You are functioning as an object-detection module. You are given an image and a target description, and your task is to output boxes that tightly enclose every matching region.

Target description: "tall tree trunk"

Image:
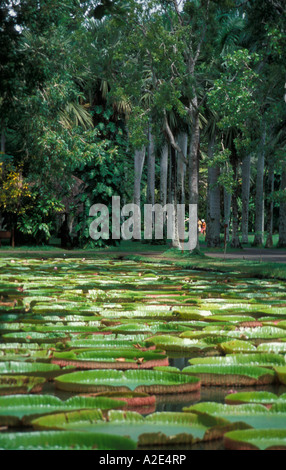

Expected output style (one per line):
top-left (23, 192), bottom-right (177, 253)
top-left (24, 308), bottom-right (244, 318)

top-left (170, 145), bottom-right (180, 248)
top-left (206, 132), bottom-right (221, 247)
top-left (133, 146), bottom-right (146, 238)
top-left (160, 141), bottom-right (169, 234)
top-left (278, 167), bottom-right (286, 247)
top-left (188, 112), bottom-right (200, 250)
top-left (241, 154), bottom-right (251, 244)
top-left (265, 163), bottom-right (274, 248)
top-left (230, 147), bottom-right (242, 248)
top-left (177, 132), bottom-right (187, 205)
top-left (147, 124), bottom-right (155, 207)
top-left (1, 127), bottom-right (5, 154)
top-left (160, 141), bottom-right (168, 206)
top-left (224, 189), bottom-right (231, 242)
top-left (168, 143), bottom-right (172, 205)
top-left (253, 126), bottom-right (266, 246)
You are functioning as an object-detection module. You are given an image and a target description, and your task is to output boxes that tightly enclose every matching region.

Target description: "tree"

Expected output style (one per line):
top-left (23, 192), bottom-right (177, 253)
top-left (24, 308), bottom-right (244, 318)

top-left (207, 49), bottom-right (261, 247)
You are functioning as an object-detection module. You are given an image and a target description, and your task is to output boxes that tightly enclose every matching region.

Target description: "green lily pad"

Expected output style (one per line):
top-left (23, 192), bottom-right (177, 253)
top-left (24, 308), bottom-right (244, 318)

top-left (31, 409), bottom-right (240, 446)
top-left (0, 430), bottom-right (136, 450)
top-left (2, 331), bottom-right (68, 343)
top-left (184, 402), bottom-right (286, 430)
top-left (51, 349), bottom-right (169, 369)
top-left (0, 394), bottom-right (125, 426)
top-left (188, 353), bottom-right (285, 368)
top-left (257, 342), bottom-right (286, 354)
top-left (225, 391), bottom-right (286, 407)
top-left (274, 366), bottom-right (286, 385)
top-left (54, 369), bottom-right (201, 394)
top-left (218, 339), bottom-right (257, 354)
top-left (67, 338), bottom-right (155, 350)
top-left (224, 429), bottom-right (286, 450)
top-left (182, 364), bottom-right (275, 386)
top-left (0, 361), bottom-right (63, 377)
top-left (146, 335), bottom-right (213, 352)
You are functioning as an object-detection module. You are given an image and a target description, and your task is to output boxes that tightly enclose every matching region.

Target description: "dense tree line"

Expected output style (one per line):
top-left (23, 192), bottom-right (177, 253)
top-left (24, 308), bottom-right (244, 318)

top-left (0, 0), bottom-right (285, 249)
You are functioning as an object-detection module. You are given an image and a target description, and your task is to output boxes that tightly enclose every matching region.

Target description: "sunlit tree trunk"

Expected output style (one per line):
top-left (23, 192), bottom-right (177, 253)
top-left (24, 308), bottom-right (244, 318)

top-left (188, 110), bottom-right (200, 250)
top-left (265, 163), bottom-right (274, 248)
top-left (253, 127), bottom-right (266, 246)
top-left (133, 146), bottom-right (146, 238)
top-left (206, 133), bottom-right (221, 247)
top-left (224, 189), bottom-right (231, 242)
top-left (177, 132), bottom-right (187, 205)
top-left (170, 146), bottom-right (180, 248)
top-left (147, 124), bottom-right (155, 207)
top-left (160, 141), bottom-right (168, 207)
top-left (241, 154), bottom-right (251, 244)
top-left (230, 147), bottom-right (241, 248)
top-left (160, 141), bottom-right (168, 234)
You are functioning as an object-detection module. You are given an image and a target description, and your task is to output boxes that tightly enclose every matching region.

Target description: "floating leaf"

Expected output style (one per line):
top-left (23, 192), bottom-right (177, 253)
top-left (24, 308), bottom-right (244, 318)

top-left (182, 364), bottom-right (275, 386)
top-left (224, 429), bottom-right (286, 450)
top-left (0, 394), bottom-right (124, 426)
top-left (54, 369), bottom-right (201, 394)
top-left (225, 391), bottom-right (286, 407)
top-left (0, 430), bottom-right (136, 450)
top-left (31, 409), bottom-right (240, 446)
top-left (51, 349), bottom-right (169, 369)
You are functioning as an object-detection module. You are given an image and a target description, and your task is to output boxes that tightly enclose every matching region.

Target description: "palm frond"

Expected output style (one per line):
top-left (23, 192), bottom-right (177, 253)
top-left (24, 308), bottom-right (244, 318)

top-left (58, 102), bottom-right (94, 130)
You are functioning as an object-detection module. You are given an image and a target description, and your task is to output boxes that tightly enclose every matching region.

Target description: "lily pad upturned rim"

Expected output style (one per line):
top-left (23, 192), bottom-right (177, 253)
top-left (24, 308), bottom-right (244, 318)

top-left (31, 409), bottom-right (233, 446)
top-left (0, 394), bottom-right (126, 426)
top-left (223, 428), bottom-right (286, 450)
top-left (51, 349), bottom-right (169, 370)
top-left (54, 369), bottom-right (201, 394)
top-left (182, 364), bottom-right (275, 386)
top-left (274, 366), bottom-right (286, 385)
top-left (0, 430), bottom-right (137, 450)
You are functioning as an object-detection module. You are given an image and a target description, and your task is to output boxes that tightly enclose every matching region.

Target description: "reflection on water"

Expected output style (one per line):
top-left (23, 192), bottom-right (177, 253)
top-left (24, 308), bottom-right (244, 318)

top-left (169, 356), bottom-right (190, 370)
top-left (139, 440), bottom-right (225, 451)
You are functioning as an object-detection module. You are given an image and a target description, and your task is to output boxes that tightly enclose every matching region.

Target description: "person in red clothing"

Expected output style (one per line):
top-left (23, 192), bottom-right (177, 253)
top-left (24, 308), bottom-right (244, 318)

top-left (201, 219), bottom-right (206, 236)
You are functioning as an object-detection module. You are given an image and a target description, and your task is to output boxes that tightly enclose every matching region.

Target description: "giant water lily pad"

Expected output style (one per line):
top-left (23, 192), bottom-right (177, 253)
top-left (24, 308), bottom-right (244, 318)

top-left (0, 394), bottom-right (125, 426)
top-left (225, 391), bottom-right (286, 407)
top-left (67, 337), bottom-right (155, 350)
top-left (188, 353), bottom-right (285, 368)
top-left (182, 364), bottom-right (275, 386)
top-left (0, 361), bottom-right (65, 378)
top-left (257, 342), bottom-right (286, 354)
top-left (0, 430), bottom-right (136, 450)
top-left (51, 349), bottom-right (169, 369)
top-left (274, 366), bottom-right (286, 385)
top-left (2, 331), bottom-right (68, 344)
top-left (180, 325), bottom-right (286, 343)
top-left (31, 409), bottom-right (241, 446)
top-left (54, 369), bottom-right (201, 394)
top-left (218, 340), bottom-right (257, 354)
top-left (224, 429), bottom-right (286, 450)
top-left (184, 402), bottom-right (286, 430)
top-left (146, 334), bottom-right (213, 352)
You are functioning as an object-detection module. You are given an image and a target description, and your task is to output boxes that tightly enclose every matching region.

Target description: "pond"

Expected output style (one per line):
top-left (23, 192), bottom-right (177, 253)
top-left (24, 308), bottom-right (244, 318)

top-left (0, 256), bottom-right (286, 450)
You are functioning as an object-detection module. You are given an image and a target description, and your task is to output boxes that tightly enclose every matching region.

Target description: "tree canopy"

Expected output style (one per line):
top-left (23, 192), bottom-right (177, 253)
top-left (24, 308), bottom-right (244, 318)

top-left (0, 0), bottom-right (285, 248)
